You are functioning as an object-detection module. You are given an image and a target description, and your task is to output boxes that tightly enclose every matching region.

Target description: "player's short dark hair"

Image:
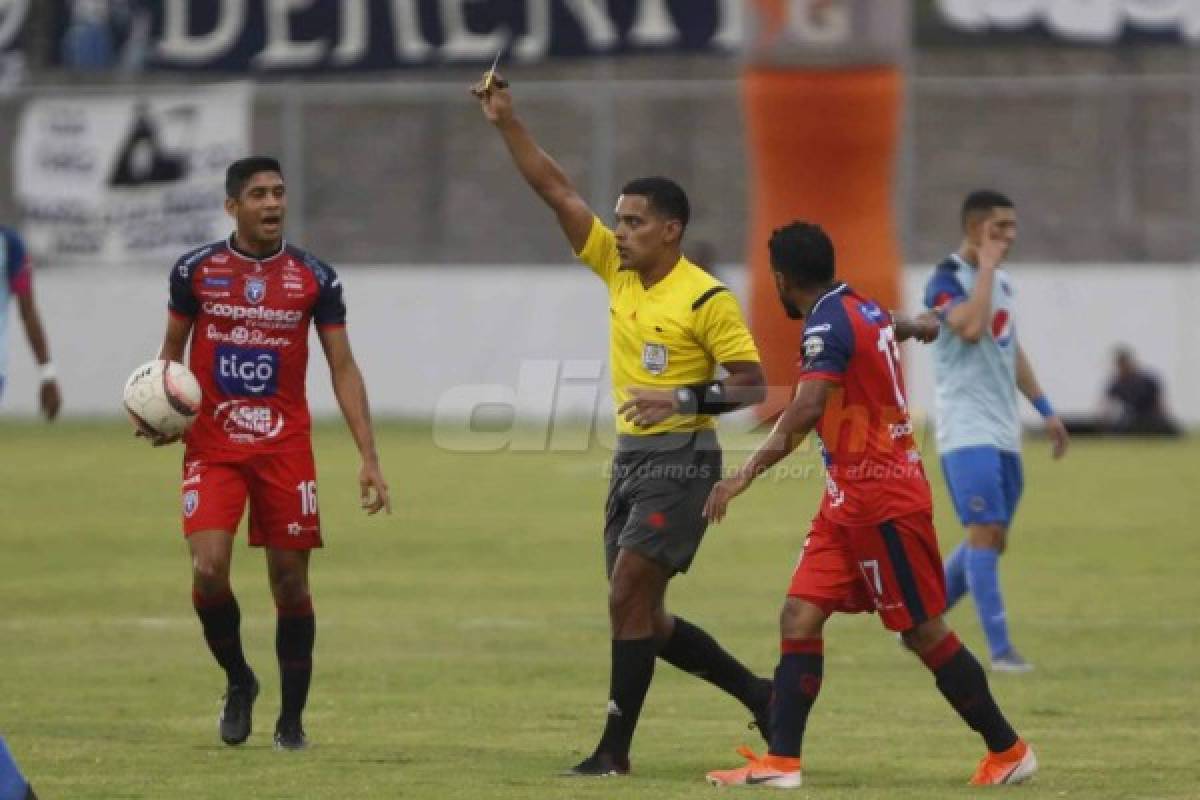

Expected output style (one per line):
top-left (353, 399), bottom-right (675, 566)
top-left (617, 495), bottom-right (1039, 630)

top-left (768, 221), bottom-right (836, 288)
top-left (620, 177), bottom-right (690, 229)
top-left (226, 156), bottom-right (283, 199)
top-left (961, 189), bottom-right (1014, 228)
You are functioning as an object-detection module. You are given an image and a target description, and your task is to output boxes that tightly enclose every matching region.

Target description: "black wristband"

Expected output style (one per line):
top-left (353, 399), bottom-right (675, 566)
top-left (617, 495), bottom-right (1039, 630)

top-left (679, 381), bottom-right (740, 415)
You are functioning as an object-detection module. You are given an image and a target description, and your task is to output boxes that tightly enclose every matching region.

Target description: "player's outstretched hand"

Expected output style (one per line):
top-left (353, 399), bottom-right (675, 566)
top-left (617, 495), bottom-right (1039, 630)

top-left (40, 379), bottom-right (61, 421)
top-left (1046, 415), bottom-right (1069, 460)
top-left (703, 472), bottom-right (752, 524)
top-left (471, 70), bottom-right (512, 125)
top-left (359, 460), bottom-right (391, 515)
top-left (133, 426), bottom-right (181, 447)
top-left (908, 311), bottom-right (940, 343)
top-left (619, 388), bottom-right (680, 427)
top-left (894, 311), bottom-right (940, 344)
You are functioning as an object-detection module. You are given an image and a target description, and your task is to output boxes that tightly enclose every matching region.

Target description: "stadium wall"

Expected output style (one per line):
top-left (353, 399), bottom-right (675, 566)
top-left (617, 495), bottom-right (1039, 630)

top-left (3, 264), bottom-right (1197, 430)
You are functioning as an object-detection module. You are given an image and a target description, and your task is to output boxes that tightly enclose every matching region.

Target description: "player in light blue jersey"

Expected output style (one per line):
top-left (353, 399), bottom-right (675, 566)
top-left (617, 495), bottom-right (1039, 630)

top-left (0, 227), bottom-right (60, 419)
top-left (924, 191), bottom-right (1068, 672)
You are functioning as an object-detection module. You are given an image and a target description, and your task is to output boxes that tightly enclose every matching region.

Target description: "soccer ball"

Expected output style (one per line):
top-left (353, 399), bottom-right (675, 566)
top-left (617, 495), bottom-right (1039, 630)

top-left (123, 360), bottom-right (202, 440)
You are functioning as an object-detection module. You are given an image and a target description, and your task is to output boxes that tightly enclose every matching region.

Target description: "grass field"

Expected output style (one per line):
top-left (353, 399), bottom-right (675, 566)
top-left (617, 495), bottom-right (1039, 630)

top-left (1, 420), bottom-right (1196, 799)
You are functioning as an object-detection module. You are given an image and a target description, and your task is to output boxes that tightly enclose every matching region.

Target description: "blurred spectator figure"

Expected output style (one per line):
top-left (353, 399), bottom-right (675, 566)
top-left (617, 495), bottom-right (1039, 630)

top-left (1103, 346), bottom-right (1179, 436)
top-left (61, 0), bottom-right (114, 70)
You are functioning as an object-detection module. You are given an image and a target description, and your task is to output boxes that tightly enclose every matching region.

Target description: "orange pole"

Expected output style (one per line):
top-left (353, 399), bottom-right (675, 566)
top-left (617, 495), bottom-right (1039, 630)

top-left (743, 66), bottom-right (903, 417)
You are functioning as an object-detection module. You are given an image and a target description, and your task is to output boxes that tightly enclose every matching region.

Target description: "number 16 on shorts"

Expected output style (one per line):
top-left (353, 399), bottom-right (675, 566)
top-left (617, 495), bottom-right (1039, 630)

top-left (297, 479), bottom-right (318, 516)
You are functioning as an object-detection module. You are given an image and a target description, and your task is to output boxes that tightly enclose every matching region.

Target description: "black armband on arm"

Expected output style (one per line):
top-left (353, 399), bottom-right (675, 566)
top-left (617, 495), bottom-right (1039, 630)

top-left (676, 381), bottom-right (741, 416)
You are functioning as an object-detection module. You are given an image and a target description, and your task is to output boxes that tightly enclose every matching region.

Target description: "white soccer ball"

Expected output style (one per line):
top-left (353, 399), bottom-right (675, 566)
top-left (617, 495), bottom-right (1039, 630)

top-left (123, 360), bottom-right (202, 440)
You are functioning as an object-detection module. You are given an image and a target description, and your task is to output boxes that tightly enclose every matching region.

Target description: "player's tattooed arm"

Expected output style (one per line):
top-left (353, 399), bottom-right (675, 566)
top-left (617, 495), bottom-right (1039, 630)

top-left (472, 71), bottom-right (594, 253)
top-left (703, 379), bottom-right (831, 523)
top-left (892, 311), bottom-right (940, 344)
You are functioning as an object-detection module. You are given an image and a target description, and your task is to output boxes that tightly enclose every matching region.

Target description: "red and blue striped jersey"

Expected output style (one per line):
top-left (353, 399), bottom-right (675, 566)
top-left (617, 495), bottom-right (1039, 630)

top-left (797, 283), bottom-right (932, 526)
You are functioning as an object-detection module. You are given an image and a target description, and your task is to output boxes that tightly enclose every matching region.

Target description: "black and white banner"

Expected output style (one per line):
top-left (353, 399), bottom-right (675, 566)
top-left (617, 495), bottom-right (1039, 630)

top-left (147, 0), bottom-right (741, 72)
top-left (15, 83), bottom-right (251, 264)
top-left (932, 0), bottom-right (1199, 44)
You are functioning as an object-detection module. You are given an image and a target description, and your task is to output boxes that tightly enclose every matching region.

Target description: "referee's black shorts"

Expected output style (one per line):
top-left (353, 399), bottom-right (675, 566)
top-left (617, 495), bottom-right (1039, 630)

top-left (603, 430), bottom-right (722, 576)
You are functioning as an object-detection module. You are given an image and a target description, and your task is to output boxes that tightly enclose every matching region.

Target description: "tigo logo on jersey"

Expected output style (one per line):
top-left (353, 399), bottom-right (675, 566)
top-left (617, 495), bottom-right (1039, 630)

top-left (991, 309), bottom-right (1013, 347)
top-left (215, 346), bottom-right (279, 396)
top-left (244, 276), bottom-right (267, 305)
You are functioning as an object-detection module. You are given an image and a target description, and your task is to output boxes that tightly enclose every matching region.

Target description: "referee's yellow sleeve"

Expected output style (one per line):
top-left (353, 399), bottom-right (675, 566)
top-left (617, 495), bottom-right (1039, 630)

top-left (574, 216), bottom-right (620, 286)
top-left (695, 289), bottom-right (761, 364)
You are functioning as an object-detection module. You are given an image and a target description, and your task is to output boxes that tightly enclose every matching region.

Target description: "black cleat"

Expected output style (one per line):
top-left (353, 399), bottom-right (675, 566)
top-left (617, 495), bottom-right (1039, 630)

top-left (218, 673), bottom-right (259, 746)
top-left (273, 714), bottom-right (308, 751)
top-left (563, 751), bottom-right (630, 777)
top-left (749, 677), bottom-right (773, 746)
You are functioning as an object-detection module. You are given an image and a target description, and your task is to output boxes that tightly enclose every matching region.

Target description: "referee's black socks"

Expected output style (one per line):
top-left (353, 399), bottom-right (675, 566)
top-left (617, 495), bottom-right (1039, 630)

top-left (659, 616), bottom-right (767, 712)
top-left (595, 637), bottom-right (657, 759)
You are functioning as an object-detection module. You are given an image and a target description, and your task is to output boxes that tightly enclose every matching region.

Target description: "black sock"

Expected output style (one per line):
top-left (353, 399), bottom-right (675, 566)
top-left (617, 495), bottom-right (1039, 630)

top-left (595, 637), bottom-right (657, 759)
top-left (192, 589), bottom-right (252, 685)
top-left (659, 616), bottom-right (766, 712)
top-left (923, 633), bottom-right (1018, 753)
top-left (769, 638), bottom-right (824, 758)
top-left (276, 597), bottom-right (315, 719)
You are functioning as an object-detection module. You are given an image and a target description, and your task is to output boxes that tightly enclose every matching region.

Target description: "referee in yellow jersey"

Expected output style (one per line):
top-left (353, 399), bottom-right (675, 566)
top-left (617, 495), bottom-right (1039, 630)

top-left (475, 74), bottom-right (770, 777)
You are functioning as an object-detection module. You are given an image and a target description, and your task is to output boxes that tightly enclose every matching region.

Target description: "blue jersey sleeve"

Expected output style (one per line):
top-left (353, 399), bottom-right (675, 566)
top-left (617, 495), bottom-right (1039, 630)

top-left (2, 227), bottom-right (29, 297)
top-left (168, 246), bottom-right (207, 317)
top-left (799, 301), bottom-right (854, 383)
top-left (306, 255), bottom-right (347, 327)
top-left (924, 263), bottom-right (966, 318)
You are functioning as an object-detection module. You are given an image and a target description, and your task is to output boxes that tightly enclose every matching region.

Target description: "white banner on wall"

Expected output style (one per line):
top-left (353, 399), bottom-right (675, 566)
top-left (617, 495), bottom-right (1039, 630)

top-left (14, 83), bottom-right (252, 265)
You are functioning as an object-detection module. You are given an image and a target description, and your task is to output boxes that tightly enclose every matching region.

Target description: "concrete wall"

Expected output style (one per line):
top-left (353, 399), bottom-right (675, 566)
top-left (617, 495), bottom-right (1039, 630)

top-left (3, 263), bottom-right (1196, 432)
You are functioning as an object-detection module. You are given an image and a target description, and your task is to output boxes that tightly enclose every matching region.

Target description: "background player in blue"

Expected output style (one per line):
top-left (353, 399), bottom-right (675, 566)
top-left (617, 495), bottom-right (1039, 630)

top-left (0, 735), bottom-right (36, 800)
top-left (0, 226), bottom-right (61, 420)
top-left (924, 191), bottom-right (1069, 672)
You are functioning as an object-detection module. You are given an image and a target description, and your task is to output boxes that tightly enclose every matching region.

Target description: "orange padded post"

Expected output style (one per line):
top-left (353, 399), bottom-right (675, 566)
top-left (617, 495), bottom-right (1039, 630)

top-left (743, 66), bottom-right (903, 417)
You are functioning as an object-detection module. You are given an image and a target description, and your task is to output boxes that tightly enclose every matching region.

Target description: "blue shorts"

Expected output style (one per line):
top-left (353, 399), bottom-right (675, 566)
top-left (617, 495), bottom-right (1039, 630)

top-left (940, 446), bottom-right (1023, 527)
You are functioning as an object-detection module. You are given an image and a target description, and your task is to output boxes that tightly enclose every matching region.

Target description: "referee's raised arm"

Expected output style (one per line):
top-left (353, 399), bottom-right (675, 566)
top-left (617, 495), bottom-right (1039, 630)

top-left (472, 72), bottom-right (594, 254)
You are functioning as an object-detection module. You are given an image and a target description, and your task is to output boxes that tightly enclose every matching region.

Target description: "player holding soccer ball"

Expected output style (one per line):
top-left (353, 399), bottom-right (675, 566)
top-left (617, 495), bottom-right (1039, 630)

top-left (151, 156), bottom-right (390, 750)
top-left (703, 222), bottom-right (1036, 788)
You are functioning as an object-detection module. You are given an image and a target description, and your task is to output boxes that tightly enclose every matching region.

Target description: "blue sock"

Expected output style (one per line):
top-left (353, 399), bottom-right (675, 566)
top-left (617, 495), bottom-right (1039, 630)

top-left (965, 546), bottom-right (1011, 660)
top-left (943, 543), bottom-right (969, 610)
top-left (0, 737), bottom-right (30, 800)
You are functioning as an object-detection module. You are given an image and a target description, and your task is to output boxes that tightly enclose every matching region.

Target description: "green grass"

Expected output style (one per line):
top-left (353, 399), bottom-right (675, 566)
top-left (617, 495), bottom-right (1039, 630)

top-left (1, 420), bottom-right (1196, 798)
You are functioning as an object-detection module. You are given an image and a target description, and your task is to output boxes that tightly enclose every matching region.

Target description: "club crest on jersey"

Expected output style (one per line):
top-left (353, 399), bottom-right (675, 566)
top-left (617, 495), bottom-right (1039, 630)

top-left (803, 335), bottom-right (825, 362)
top-left (183, 490), bottom-right (199, 518)
top-left (642, 343), bottom-right (668, 375)
top-left (244, 276), bottom-right (267, 305)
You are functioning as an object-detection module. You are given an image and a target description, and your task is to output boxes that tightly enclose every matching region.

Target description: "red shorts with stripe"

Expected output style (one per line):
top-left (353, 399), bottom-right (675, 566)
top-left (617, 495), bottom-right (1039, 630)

top-left (181, 449), bottom-right (322, 550)
top-left (788, 510), bottom-right (946, 632)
